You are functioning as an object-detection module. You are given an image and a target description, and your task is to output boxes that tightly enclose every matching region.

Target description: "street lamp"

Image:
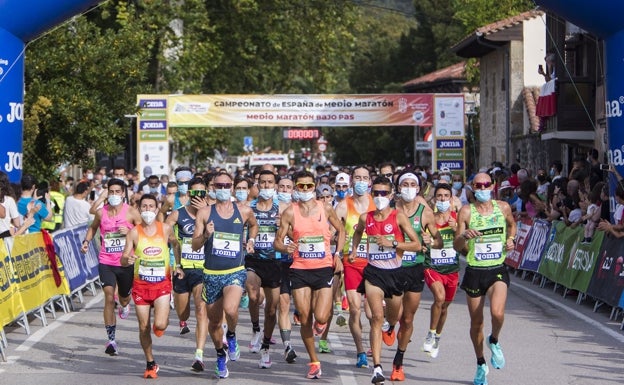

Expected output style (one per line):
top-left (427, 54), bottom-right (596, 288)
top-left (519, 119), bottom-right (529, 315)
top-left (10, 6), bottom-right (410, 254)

top-left (124, 114), bottom-right (137, 171)
top-left (465, 101), bottom-right (478, 174)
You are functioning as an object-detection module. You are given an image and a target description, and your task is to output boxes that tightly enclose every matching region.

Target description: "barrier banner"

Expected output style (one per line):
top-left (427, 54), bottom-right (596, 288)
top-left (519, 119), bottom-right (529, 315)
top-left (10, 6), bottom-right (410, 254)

top-left (52, 224), bottom-right (99, 292)
top-left (586, 233), bottom-right (624, 307)
top-left (558, 230), bottom-right (604, 292)
top-left (504, 218), bottom-right (533, 269)
top-left (11, 233), bottom-right (69, 312)
top-left (167, 94), bottom-right (434, 127)
top-left (538, 221), bottom-right (576, 283)
top-left (519, 219), bottom-right (551, 272)
top-left (0, 239), bottom-right (25, 326)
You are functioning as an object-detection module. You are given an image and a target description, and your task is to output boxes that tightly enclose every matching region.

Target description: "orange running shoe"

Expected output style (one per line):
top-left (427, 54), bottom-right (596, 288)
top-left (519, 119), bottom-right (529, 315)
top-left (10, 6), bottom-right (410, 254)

top-left (313, 321), bottom-right (327, 337)
top-left (153, 324), bottom-right (165, 337)
top-left (306, 362), bottom-right (322, 379)
top-left (390, 365), bottom-right (405, 381)
top-left (143, 364), bottom-right (159, 379)
top-left (382, 328), bottom-right (396, 346)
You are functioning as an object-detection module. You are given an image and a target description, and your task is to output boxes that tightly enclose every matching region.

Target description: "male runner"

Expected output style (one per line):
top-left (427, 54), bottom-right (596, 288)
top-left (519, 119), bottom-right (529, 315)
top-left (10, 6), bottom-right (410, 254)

top-left (121, 193), bottom-right (182, 378)
top-left (421, 183), bottom-right (460, 359)
top-left (334, 166), bottom-right (375, 368)
top-left (391, 170), bottom-right (442, 381)
top-left (350, 176), bottom-right (422, 385)
top-left (164, 177), bottom-right (210, 371)
top-left (192, 171), bottom-right (258, 378)
top-left (454, 173), bottom-right (516, 385)
top-left (274, 171), bottom-right (345, 379)
top-left (81, 178), bottom-right (141, 356)
top-left (246, 170), bottom-right (282, 368)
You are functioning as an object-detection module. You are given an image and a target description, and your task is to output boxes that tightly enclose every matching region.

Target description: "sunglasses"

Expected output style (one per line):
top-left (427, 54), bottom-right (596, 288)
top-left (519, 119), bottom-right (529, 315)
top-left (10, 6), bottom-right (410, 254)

top-left (473, 182), bottom-right (493, 189)
top-left (189, 190), bottom-right (207, 198)
top-left (177, 181), bottom-right (189, 186)
top-left (372, 190), bottom-right (390, 197)
top-left (383, 173), bottom-right (393, 178)
top-left (296, 183), bottom-right (315, 190)
top-left (215, 183), bottom-right (233, 189)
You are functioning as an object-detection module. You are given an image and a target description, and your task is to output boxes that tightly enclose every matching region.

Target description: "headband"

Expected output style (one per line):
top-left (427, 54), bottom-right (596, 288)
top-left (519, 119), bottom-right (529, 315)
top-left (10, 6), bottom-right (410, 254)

top-left (176, 170), bottom-right (193, 181)
top-left (398, 172), bottom-right (420, 186)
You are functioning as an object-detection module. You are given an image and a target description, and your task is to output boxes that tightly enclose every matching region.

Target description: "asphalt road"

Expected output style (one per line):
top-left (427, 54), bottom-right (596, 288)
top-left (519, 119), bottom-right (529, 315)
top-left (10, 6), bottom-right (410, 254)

top-left (1, 270), bottom-right (623, 385)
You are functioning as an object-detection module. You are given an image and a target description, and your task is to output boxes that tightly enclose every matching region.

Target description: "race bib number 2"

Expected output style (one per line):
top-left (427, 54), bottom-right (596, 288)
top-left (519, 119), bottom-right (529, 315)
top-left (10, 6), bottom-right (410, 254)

top-left (212, 232), bottom-right (241, 258)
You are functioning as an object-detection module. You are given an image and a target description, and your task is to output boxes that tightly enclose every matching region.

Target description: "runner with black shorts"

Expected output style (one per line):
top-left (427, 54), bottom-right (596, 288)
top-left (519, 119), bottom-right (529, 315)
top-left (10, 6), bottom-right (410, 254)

top-left (350, 176), bottom-right (423, 385)
top-left (454, 172), bottom-right (516, 385)
top-left (274, 170), bottom-right (345, 380)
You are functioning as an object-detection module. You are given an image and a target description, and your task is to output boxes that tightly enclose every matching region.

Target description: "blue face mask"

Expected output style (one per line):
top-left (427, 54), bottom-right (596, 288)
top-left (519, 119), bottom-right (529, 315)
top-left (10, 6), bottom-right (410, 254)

top-left (452, 182), bottom-right (463, 190)
top-left (353, 181), bottom-right (368, 196)
top-left (258, 189), bottom-right (275, 200)
top-left (149, 187), bottom-right (159, 194)
top-left (216, 189), bottom-right (231, 202)
top-left (436, 200), bottom-right (451, 212)
top-left (177, 183), bottom-right (188, 195)
top-left (235, 190), bottom-right (248, 202)
top-left (208, 190), bottom-right (216, 199)
top-left (336, 190), bottom-right (347, 199)
top-left (277, 192), bottom-right (292, 203)
top-left (297, 191), bottom-right (315, 202)
top-left (475, 190), bottom-right (492, 203)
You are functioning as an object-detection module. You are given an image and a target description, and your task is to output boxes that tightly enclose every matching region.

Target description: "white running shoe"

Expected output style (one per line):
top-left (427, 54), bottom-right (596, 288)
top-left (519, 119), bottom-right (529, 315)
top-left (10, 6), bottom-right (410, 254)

top-left (249, 331), bottom-right (262, 353)
top-left (423, 331), bottom-right (436, 352)
top-left (258, 349), bottom-right (272, 368)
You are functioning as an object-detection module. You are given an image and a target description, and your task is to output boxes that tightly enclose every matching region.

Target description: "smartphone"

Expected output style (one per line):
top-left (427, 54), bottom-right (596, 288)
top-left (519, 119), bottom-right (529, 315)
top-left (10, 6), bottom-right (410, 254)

top-left (89, 190), bottom-right (96, 200)
top-left (600, 164), bottom-right (610, 171)
top-left (538, 64), bottom-right (543, 72)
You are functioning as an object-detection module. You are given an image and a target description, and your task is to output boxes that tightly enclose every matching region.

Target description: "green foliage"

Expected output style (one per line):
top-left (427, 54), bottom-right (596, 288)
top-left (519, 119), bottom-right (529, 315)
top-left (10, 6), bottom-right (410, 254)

top-left (170, 126), bottom-right (228, 169)
top-left (453, 0), bottom-right (534, 33)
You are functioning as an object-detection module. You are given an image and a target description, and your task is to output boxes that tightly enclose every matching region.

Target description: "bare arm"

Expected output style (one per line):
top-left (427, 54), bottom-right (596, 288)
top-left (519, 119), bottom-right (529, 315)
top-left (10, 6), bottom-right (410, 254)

top-left (274, 206), bottom-right (295, 254)
top-left (120, 227), bottom-right (138, 266)
top-left (80, 209), bottom-right (102, 253)
top-left (242, 206), bottom-right (259, 253)
top-left (453, 204), bottom-right (472, 254)
top-left (192, 206), bottom-right (211, 252)
top-left (348, 214), bottom-right (366, 263)
top-left (396, 211), bottom-right (423, 252)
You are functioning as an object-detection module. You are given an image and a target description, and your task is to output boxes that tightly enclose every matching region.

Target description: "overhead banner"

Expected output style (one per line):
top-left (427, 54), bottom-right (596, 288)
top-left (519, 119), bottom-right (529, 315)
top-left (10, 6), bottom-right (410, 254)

top-left (166, 94), bottom-right (434, 127)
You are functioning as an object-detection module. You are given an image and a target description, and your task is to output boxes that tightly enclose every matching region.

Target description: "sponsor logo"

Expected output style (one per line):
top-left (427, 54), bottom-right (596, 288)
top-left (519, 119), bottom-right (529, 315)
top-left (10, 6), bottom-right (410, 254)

top-left (173, 102), bottom-right (210, 114)
top-left (6, 102), bottom-right (23, 123)
top-left (607, 146), bottom-right (624, 166)
top-left (142, 246), bottom-right (162, 256)
top-left (605, 96), bottom-right (624, 118)
top-left (4, 151), bottom-right (22, 172)
top-left (140, 99), bottom-right (167, 109)
top-left (383, 224), bottom-right (393, 233)
top-left (437, 139), bottom-right (463, 149)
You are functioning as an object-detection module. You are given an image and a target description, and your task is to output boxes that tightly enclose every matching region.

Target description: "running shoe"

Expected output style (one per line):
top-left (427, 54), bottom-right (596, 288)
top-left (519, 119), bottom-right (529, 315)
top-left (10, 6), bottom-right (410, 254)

top-left (381, 327), bottom-right (396, 346)
top-left (179, 321), bottom-right (190, 335)
top-left (215, 354), bottom-right (229, 379)
top-left (371, 366), bottom-right (385, 384)
top-left (422, 331), bottom-right (436, 352)
top-left (104, 340), bottom-right (119, 356)
top-left (381, 320), bottom-right (390, 331)
top-left (152, 324), bottom-right (165, 337)
top-left (318, 339), bottom-right (331, 353)
top-left (390, 365), bottom-right (405, 381)
top-left (488, 336), bottom-right (505, 369)
top-left (249, 331), bottom-right (262, 353)
top-left (143, 364), bottom-right (159, 379)
top-left (429, 337), bottom-right (440, 358)
top-left (306, 362), bottom-right (322, 379)
top-left (191, 359), bottom-right (205, 372)
top-left (356, 352), bottom-right (369, 368)
top-left (313, 320), bottom-right (327, 337)
top-left (335, 314), bottom-right (347, 327)
top-left (258, 348), bottom-right (272, 368)
top-left (239, 293), bottom-right (249, 309)
top-left (473, 363), bottom-right (489, 385)
top-left (333, 301), bottom-right (342, 315)
top-left (293, 313), bottom-right (301, 326)
top-left (118, 304), bottom-right (130, 320)
top-left (284, 345), bottom-right (297, 363)
top-left (367, 348), bottom-right (373, 357)
top-left (227, 334), bottom-right (240, 361)
top-left (342, 295), bottom-right (349, 311)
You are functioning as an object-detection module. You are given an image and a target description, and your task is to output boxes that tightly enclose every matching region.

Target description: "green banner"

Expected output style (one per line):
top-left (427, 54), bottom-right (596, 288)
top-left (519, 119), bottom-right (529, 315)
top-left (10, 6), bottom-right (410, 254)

top-left (436, 149), bottom-right (464, 159)
top-left (538, 221), bottom-right (604, 292)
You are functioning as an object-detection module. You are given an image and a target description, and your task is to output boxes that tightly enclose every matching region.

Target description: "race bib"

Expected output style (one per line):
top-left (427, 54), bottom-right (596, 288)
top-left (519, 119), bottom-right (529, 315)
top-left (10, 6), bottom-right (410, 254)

top-left (104, 232), bottom-right (125, 253)
top-left (368, 236), bottom-right (395, 261)
top-left (255, 225), bottom-right (276, 250)
top-left (474, 240), bottom-right (503, 261)
top-left (298, 235), bottom-right (325, 259)
top-left (430, 247), bottom-right (456, 265)
top-left (402, 251), bottom-right (416, 262)
top-left (181, 237), bottom-right (204, 261)
top-left (138, 260), bottom-right (166, 282)
top-left (212, 231), bottom-right (241, 258)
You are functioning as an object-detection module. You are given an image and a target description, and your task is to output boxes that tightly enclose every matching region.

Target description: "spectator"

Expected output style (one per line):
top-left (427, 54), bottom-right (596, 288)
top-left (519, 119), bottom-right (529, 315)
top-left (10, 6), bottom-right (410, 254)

top-left (587, 149), bottom-right (603, 189)
top-left (535, 169), bottom-right (550, 201)
top-left (137, 165), bottom-right (153, 193)
top-left (507, 163), bottom-right (521, 188)
top-left (17, 174), bottom-right (52, 232)
top-left (580, 182), bottom-right (603, 244)
top-left (545, 183), bottom-right (564, 222)
top-left (63, 181), bottom-right (93, 228)
top-left (516, 179), bottom-right (546, 219)
top-left (549, 161), bottom-right (563, 182)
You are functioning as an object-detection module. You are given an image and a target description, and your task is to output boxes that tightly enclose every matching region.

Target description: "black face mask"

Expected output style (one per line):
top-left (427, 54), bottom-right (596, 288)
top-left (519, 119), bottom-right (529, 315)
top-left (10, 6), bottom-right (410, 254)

top-left (537, 175), bottom-right (546, 183)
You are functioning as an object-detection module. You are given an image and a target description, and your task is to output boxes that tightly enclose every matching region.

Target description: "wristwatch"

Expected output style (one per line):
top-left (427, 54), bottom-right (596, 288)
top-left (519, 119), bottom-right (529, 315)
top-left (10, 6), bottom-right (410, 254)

top-left (508, 236), bottom-right (516, 244)
top-left (392, 240), bottom-right (399, 249)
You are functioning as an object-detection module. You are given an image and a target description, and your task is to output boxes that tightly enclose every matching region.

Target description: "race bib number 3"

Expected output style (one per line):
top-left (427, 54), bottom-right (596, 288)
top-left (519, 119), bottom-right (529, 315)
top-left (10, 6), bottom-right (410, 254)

top-left (474, 241), bottom-right (503, 261)
top-left (298, 235), bottom-right (325, 259)
top-left (104, 232), bottom-right (125, 253)
top-left (212, 232), bottom-right (241, 258)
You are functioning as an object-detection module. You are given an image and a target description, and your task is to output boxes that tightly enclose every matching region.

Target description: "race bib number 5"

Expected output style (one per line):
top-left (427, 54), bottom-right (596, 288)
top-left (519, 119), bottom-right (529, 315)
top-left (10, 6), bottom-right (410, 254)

top-left (474, 241), bottom-right (503, 261)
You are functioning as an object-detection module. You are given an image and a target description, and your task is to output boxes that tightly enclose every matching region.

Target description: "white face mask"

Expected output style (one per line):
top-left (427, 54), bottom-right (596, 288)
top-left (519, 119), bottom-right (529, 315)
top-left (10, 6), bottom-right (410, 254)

top-left (141, 210), bottom-right (156, 225)
top-left (401, 187), bottom-right (418, 202)
top-left (373, 196), bottom-right (390, 210)
top-left (259, 188), bottom-right (275, 200)
top-left (298, 191), bottom-right (315, 202)
top-left (108, 194), bottom-right (123, 206)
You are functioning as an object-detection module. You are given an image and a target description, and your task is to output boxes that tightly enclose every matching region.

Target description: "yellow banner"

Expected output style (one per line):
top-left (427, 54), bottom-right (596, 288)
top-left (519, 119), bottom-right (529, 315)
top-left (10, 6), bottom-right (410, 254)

top-left (10, 233), bottom-right (69, 313)
top-left (0, 240), bottom-right (25, 326)
top-left (167, 94), bottom-right (433, 127)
